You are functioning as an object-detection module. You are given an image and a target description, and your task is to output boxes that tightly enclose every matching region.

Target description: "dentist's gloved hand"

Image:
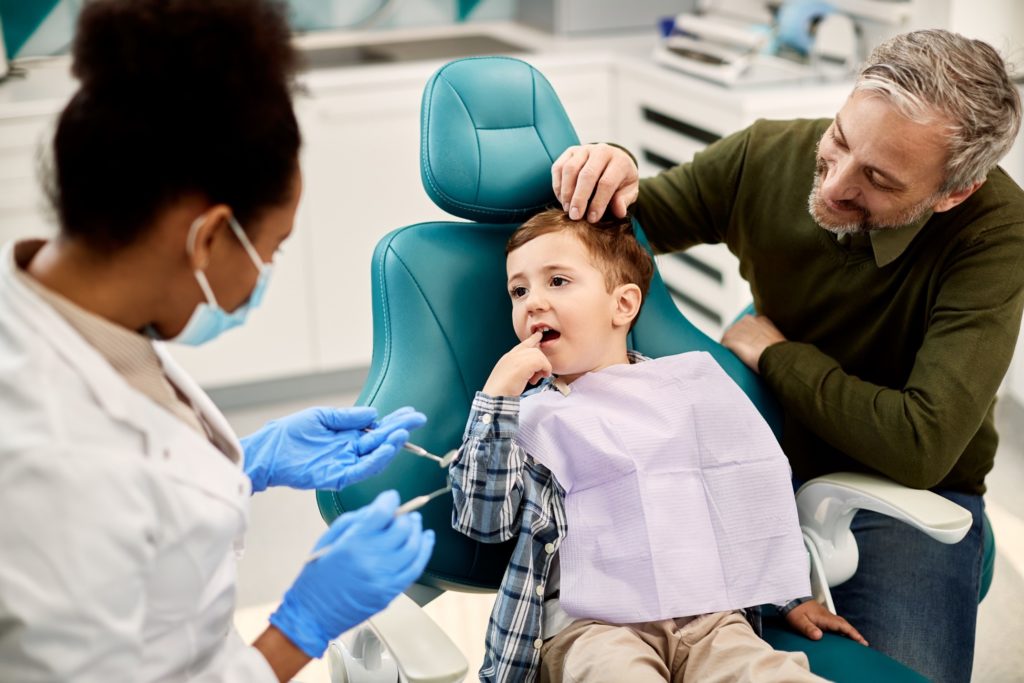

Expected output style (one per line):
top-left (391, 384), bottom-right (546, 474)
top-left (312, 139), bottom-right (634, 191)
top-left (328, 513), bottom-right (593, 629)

top-left (241, 406), bottom-right (427, 493)
top-left (270, 490), bottom-right (436, 658)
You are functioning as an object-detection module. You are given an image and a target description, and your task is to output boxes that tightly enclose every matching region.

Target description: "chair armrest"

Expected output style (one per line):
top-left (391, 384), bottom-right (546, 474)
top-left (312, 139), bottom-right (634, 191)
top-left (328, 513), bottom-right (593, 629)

top-left (796, 472), bottom-right (973, 589)
top-left (365, 592), bottom-right (469, 683)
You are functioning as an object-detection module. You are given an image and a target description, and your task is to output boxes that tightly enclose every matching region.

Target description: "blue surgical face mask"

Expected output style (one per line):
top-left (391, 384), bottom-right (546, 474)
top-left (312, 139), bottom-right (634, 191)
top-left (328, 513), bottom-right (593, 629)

top-left (171, 214), bottom-right (274, 346)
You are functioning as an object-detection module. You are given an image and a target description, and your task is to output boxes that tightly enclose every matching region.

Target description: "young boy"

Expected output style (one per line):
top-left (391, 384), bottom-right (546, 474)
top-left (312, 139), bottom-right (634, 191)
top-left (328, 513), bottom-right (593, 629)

top-left (449, 208), bottom-right (866, 683)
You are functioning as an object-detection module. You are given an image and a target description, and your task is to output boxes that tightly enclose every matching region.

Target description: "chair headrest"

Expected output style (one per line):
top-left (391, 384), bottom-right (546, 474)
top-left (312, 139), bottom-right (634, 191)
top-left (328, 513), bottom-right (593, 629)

top-left (420, 56), bottom-right (580, 223)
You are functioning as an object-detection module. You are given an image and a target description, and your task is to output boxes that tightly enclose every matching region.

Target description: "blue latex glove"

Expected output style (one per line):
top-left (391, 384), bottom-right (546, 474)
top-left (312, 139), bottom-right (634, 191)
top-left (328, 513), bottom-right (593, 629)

top-left (270, 490), bottom-right (436, 658)
top-left (241, 406), bottom-right (427, 493)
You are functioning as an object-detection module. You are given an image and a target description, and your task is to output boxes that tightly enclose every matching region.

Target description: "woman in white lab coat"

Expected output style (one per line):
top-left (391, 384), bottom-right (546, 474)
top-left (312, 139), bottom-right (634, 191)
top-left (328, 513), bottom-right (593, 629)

top-left (0, 1), bottom-right (435, 681)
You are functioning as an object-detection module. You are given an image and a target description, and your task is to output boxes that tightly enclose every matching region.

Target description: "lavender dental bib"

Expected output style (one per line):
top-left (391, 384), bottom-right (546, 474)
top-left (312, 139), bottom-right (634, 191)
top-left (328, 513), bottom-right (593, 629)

top-left (516, 352), bottom-right (810, 623)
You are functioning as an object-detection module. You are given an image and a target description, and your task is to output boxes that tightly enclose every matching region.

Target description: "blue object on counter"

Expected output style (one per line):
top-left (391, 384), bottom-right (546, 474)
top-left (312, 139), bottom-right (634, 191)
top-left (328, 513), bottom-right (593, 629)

top-left (456, 0), bottom-right (483, 21)
top-left (776, 0), bottom-right (835, 55)
top-left (0, 0), bottom-right (62, 58)
top-left (658, 16), bottom-right (675, 39)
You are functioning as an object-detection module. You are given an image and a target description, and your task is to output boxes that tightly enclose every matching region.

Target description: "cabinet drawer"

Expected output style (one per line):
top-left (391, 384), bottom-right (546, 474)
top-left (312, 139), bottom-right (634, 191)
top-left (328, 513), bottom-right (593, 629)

top-left (0, 207), bottom-right (57, 245)
top-left (0, 151), bottom-right (39, 183)
top-left (0, 176), bottom-right (46, 212)
top-left (0, 116), bottom-right (53, 153)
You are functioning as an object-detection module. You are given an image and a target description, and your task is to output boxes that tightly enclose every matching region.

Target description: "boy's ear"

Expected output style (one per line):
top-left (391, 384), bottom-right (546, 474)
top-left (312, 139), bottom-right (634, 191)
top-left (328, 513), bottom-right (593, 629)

top-left (612, 283), bottom-right (642, 328)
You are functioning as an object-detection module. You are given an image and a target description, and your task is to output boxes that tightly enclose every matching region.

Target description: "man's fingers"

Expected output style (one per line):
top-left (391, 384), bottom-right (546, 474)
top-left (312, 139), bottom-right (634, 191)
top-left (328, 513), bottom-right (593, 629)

top-left (568, 152), bottom-right (611, 221)
top-left (586, 173), bottom-right (622, 223)
top-left (583, 151), bottom-right (637, 222)
top-left (610, 185), bottom-right (639, 220)
top-left (555, 146), bottom-right (587, 209)
top-left (552, 146), bottom-right (577, 202)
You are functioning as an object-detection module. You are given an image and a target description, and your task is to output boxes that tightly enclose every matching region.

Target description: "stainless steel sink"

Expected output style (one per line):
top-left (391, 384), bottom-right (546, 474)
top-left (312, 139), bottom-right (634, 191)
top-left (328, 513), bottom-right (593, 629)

top-left (300, 34), bottom-right (530, 70)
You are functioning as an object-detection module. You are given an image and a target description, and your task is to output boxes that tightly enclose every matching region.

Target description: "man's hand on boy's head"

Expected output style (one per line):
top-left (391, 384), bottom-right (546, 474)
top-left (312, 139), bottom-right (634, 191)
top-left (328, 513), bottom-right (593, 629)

top-left (785, 600), bottom-right (869, 647)
top-left (482, 331), bottom-right (553, 398)
top-left (552, 143), bottom-right (639, 223)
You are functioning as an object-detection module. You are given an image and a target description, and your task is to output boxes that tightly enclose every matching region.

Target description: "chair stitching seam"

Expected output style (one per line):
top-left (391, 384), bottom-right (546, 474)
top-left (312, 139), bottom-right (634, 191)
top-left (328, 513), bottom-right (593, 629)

top-left (388, 248), bottom-right (474, 408)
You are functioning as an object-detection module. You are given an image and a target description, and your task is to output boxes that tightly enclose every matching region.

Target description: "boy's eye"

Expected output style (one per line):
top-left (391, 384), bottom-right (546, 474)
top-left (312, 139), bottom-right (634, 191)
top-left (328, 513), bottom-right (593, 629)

top-left (510, 286), bottom-right (528, 299)
top-left (550, 276), bottom-right (568, 287)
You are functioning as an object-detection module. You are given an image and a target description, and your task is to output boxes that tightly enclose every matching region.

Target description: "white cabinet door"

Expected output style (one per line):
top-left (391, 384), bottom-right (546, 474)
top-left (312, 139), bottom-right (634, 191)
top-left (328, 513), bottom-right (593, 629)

top-left (301, 79), bottom-right (455, 373)
top-left (0, 113), bottom-right (60, 244)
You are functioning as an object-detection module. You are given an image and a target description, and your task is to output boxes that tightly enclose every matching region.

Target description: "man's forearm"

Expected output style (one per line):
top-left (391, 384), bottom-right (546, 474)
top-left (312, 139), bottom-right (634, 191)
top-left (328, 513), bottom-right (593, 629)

top-left (759, 342), bottom-right (977, 489)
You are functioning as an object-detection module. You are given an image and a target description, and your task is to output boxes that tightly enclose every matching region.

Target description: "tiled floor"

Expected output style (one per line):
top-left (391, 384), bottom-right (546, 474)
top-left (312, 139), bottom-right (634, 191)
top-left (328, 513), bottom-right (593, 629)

top-left (227, 393), bottom-right (1024, 682)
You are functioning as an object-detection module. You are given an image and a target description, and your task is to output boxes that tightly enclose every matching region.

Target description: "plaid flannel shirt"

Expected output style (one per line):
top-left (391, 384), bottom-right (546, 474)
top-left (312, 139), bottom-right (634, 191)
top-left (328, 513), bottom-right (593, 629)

top-left (450, 352), bottom-right (801, 682)
top-left (450, 385), bottom-right (566, 683)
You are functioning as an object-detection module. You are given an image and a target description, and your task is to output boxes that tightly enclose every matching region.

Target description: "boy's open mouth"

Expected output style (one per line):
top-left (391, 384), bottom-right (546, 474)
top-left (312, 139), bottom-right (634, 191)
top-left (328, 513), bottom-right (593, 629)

top-left (532, 325), bottom-right (561, 344)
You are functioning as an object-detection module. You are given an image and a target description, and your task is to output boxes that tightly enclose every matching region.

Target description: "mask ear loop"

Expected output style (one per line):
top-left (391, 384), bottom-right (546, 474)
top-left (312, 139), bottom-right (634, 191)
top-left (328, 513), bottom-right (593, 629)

top-left (227, 214), bottom-right (268, 272)
top-left (187, 215), bottom-right (221, 307)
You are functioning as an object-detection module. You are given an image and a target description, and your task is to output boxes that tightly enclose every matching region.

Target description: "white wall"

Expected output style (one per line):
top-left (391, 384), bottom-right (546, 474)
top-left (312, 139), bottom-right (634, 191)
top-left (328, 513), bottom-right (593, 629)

top-left (289, 0), bottom-right (515, 32)
top-left (947, 0), bottom-right (1024, 60)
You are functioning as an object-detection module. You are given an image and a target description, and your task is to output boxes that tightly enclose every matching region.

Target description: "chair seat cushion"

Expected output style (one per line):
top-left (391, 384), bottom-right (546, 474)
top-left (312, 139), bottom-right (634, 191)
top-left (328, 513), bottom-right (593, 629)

top-left (761, 619), bottom-right (928, 682)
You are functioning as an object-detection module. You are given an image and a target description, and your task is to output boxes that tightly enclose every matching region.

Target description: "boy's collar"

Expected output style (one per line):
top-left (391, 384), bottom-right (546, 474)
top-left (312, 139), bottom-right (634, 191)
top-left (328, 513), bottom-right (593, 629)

top-left (544, 350), bottom-right (649, 396)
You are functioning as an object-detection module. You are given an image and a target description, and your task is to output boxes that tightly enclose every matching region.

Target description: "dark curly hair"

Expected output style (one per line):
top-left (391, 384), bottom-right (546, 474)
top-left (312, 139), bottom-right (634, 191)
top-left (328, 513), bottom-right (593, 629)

top-left (508, 208), bottom-right (655, 328)
top-left (48, 0), bottom-right (301, 250)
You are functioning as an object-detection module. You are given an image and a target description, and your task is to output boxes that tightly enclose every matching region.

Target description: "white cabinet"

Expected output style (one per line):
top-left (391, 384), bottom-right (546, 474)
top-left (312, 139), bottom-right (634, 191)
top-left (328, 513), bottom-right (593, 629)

top-left (0, 112), bottom-right (59, 244)
top-left (614, 60), bottom-right (850, 338)
top-left (300, 76), bottom-right (448, 372)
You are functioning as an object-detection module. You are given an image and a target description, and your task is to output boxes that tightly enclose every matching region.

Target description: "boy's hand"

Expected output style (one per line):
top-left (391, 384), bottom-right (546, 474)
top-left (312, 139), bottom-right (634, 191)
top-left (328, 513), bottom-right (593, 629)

top-left (482, 332), bottom-right (553, 397)
top-left (785, 600), bottom-right (868, 646)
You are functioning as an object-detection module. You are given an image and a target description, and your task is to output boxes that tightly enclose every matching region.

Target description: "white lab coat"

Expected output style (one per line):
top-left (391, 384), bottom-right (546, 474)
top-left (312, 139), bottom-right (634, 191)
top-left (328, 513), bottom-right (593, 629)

top-left (0, 242), bottom-right (277, 682)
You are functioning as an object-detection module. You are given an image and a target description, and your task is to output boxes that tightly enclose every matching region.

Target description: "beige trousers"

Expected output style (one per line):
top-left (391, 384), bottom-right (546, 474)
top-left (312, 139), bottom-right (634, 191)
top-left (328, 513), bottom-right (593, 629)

top-left (539, 611), bottom-right (827, 683)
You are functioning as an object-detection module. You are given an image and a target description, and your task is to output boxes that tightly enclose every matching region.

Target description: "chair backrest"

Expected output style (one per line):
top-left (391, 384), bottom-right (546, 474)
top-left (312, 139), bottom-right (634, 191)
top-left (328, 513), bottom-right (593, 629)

top-left (316, 56), bottom-right (781, 592)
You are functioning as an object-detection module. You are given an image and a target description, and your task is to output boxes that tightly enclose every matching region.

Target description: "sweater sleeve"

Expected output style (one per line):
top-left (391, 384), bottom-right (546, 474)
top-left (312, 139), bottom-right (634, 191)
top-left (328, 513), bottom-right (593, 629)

top-left (759, 224), bottom-right (1024, 489)
top-left (634, 125), bottom-right (751, 254)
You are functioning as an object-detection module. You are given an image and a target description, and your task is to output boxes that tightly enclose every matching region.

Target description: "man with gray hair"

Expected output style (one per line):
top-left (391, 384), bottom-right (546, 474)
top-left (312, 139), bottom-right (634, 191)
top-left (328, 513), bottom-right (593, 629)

top-left (551, 29), bottom-right (1023, 683)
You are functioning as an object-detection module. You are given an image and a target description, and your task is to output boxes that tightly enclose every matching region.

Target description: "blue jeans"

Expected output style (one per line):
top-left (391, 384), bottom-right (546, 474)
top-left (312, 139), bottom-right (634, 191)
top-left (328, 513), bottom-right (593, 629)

top-left (828, 489), bottom-right (985, 683)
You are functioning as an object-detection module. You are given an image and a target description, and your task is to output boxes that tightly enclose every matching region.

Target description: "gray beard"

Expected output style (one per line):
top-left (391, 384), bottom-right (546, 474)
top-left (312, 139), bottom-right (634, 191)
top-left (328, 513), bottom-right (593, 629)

top-left (807, 161), bottom-right (938, 235)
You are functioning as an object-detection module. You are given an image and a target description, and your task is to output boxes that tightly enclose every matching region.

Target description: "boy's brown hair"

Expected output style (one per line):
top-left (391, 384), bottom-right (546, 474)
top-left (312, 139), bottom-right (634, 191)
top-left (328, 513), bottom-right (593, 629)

top-left (507, 208), bottom-right (655, 327)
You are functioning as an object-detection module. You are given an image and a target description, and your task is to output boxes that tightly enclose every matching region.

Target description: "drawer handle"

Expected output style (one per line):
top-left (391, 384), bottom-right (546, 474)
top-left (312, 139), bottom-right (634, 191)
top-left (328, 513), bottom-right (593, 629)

top-left (642, 107), bottom-right (720, 146)
top-left (642, 149), bottom-right (679, 171)
top-left (672, 252), bottom-right (723, 284)
top-left (663, 282), bottom-right (724, 327)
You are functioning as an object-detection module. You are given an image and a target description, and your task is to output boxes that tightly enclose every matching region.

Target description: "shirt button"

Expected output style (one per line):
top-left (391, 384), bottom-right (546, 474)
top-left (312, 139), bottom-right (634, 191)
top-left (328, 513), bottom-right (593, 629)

top-left (545, 543), bottom-right (555, 554)
top-left (480, 413), bottom-right (493, 424)
top-left (535, 584), bottom-right (544, 596)
top-left (163, 449), bottom-right (171, 460)
top-left (534, 638), bottom-right (543, 650)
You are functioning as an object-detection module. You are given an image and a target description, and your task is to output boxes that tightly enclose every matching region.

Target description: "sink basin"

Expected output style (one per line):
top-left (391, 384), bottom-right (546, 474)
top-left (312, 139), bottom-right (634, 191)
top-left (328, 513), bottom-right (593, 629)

top-left (300, 34), bottom-right (530, 70)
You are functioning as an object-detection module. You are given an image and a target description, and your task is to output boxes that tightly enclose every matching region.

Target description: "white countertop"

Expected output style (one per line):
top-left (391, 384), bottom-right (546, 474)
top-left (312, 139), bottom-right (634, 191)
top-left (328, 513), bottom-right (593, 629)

top-left (0, 21), bottom-right (854, 118)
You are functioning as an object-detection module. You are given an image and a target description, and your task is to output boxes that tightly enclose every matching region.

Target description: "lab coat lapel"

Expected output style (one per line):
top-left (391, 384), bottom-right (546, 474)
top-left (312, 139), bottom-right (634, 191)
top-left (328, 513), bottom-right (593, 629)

top-left (1, 245), bottom-right (250, 512)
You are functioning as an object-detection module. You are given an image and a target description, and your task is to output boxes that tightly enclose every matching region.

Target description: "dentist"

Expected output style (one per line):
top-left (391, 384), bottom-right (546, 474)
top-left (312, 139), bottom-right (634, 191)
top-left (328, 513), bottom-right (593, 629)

top-left (0, 1), bottom-right (434, 681)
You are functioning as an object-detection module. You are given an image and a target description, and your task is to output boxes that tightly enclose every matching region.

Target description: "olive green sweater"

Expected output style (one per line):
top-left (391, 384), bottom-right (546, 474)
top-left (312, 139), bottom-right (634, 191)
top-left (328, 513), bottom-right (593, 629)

top-left (636, 118), bottom-right (1024, 494)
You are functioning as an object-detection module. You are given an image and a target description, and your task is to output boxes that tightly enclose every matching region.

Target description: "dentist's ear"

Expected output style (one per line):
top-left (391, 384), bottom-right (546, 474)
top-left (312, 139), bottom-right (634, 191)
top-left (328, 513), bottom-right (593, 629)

top-left (612, 283), bottom-right (643, 328)
top-left (185, 204), bottom-right (234, 272)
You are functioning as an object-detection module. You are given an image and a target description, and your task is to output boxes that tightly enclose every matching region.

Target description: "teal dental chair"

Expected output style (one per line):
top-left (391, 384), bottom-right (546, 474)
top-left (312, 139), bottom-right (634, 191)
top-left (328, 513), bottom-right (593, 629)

top-left (316, 56), bottom-right (983, 683)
